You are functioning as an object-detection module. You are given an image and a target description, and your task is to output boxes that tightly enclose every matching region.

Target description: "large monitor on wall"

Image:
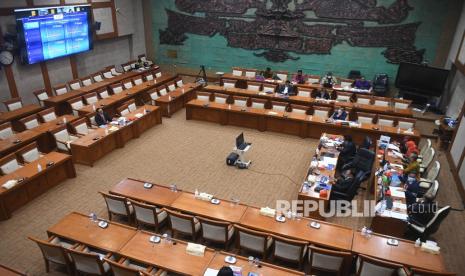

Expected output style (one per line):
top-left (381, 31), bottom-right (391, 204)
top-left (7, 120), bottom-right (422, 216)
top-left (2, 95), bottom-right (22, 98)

top-left (395, 62), bottom-right (450, 97)
top-left (15, 5), bottom-right (93, 65)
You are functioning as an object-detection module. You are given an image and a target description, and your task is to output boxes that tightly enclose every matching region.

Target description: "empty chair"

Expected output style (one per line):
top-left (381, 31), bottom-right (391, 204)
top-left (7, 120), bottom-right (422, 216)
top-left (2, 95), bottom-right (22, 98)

top-left (196, 92), bottom-right (211, 102)
top-left (426, 180), bottom-right (440, 200)
top-left (70, 118), bottom-right (94, 136)
top-left (68, 79), bottom-right (82, 90)
top-left (271, 101), bottom-right (287, 112)
top-left (54, 84), bottom-right (68, 96)
top-left (250, 98), bottom-right (266, 109)
top-left (0, 122), bottom-right (14, 139)
top-left (247, 81), bottom-right (261, 91)
top-left (133, 76), bottom-right (144, 86)
top-left (420, 147), bottom-right (435, 172)
top-left (166, 81), bottom-right (176, 91)
top-left (420, 139), bottom-right (432, 157)
top-left (393, 98), bottom-right (411, 109)
top-left (235, 224), bottom-right (273, 258)
top-left (410, 268), bottom-right (456, 276)
top-left (122, 79), bottom-right (134, 89)
top-left (0, 153), bottom-right (23, 175)
top-left (109, 65), bottom-right (121, 76)
top-left (122, 60), bottom-right (137, 72)
top-left (102, 69), bottom-right (114, 79)
top-left (81, 76), bottom-right (93, 86)
top-left (97, 88), bottom-right (110, 99)
top-left (232, 67), bottom-right (243, 76)
top-left (312, 106), bottom-right (331, 119)
top-left (290, 104), bottom-right (308, 115)
top-left (297, 88), bottom-right (312, 97)
top-left (84, 92), bottom-right (99, 105)
top-left (373, 96), bottom-right (390, 107)
top-left (339, 78), bottom-right (353, 87)
top-left (197, 216), bottom-right (234, 249)
top-left (111, 83), bottom-right (124, 94)
top-left (308, 245), bottom-right (351, 276)
top-left (262, 84), bottom-right (277, 93)
top-left (99, 191), bottom-right (134, 223)
top-left (307, 75), bottom-right (320, 84)
top-left (3, 97), bottom-right (23, 111)
top-left (38, 107), bottom-right (57, 122)
top-left (105, 257), bottom-right (161, 276)
top-left (419, 161), bottom-right (440, 191)
top-left (357, 112), bottom-right (376, 125)
top-left (129, 199), bottom-right (167, 232)
top-left (154, 70), bottom-right (162, 78)
top-left (245, 69), bottom-right (257, 78)
top-left (398, 118), bottom-right (416, 130)
top-left (271, 235), bottom-right (308, 269)
top-left (19, 114), bottom-right (40, 130)
top-left (68, 97), bottom-right (86, 116)
top-left (144, 72), bottom-right (154, 81)
top-left (233, 96), bottom-right (248, 107)
top-left (158, 86), bottom-right (168, 96)
top-left (16, 142), bottom-right (42, 163)
top-left (51, 125), bottom-right (78, 153)
top-left (149, 90), bottom-right (160, 105)
top-left (408, 206), bottom-right (451, 240)
top-left (175, 77), bottom-right (184, 87)
top-left (223, 79), bottom-right (237, 89)
top-left (117, 104), bottom-right (131, 116)
top-left (356, 254), bottom-right (407, 276)
top-left (33, 89), bottom-right (49, 107)
top-left (166, 209), bottom-right (201, 240)
top-left (125, 99), bottom-right (137, 112)
top-left (275, 71), bottom-right (288, 81)
top-left (68, 246), bottom-right (113, 276)
top-left (336, 91), bottom-right (352, 102)
top-left (28, 236), bottom-right (74, 275)
top-left (356, 95), bottom-right (372, 105)
top-left (377, 115), bottom-right (396, 127)
top-left (214, 93), bottom-right (229, 104)
top-left (92, 72), bottom-right (104, 82)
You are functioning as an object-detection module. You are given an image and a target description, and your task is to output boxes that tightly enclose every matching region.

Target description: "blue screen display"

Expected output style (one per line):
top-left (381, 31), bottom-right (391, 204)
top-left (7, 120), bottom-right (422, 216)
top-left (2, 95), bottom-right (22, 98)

top-left (16, 5), bottom-right (92, 64)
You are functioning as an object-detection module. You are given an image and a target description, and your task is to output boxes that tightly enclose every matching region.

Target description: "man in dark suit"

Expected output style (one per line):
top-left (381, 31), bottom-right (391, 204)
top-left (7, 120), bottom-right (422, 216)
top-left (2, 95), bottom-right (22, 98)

top-left (95, 108), bottom-right (112, 126)
top-left (331, 107), bottom-right (348, 120)
top-left (338, 135), bottom-right (357, 167)
top-left (278, 80), bottom-right (295, 96)
top-left (332, 169), bottom-right (354, 193)
top-left (315, 89), bottom-right (330, 100)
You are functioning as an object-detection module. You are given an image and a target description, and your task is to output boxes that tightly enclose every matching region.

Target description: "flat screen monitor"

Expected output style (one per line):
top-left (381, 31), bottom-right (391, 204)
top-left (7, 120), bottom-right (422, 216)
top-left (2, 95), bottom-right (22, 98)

top-left (395, 62), bottom-right (449, 97)
top-left (15, 5), bottom-right (93, 65)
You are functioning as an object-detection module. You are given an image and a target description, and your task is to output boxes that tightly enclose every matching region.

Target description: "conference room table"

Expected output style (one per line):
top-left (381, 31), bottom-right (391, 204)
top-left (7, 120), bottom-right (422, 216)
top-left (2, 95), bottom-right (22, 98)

top-left (71, 105), bottom-right (161, 166)
top-left (28, 114), bottom-right (79, 153)
top-left (43, 71), bottom-right (146, 115)
top-left (155, 83), bottom-right (202, 117)
top-left (0, 104), bottom-right (43, 131)
top-left (0, 130), bottom-right (43, 157)
top-left (0, 151), bottom-right (75, 220)
top-left (185, 99), bottom-right (420, 145)
top-left (77, 74), bottom-right (177, 118)
top-left (202, 85), bottom-right (413, 117)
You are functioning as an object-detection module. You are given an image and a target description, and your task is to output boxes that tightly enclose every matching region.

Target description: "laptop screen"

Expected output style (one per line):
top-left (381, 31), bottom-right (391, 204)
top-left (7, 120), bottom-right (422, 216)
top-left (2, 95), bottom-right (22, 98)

top-left (236, 133), bottom-right (244, 147)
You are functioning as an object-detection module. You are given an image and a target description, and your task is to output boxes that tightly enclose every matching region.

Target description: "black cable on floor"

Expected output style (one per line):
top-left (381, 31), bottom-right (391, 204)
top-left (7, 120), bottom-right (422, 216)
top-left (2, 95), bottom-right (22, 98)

top-left (247, 168), bottom-right (301, 187)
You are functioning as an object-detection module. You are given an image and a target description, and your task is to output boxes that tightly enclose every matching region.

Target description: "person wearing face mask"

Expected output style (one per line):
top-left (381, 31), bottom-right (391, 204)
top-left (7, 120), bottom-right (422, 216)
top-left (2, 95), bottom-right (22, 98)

top-left (321, 71), bottom-right (337, 88)
top-left (315, 89), bottom-right (331, 100)
top-left (95, 107), bottom-right (112, 126)
top-left (404, 172), bottom-right (420, 206)
top-left (403, 152), bottom-right (419, 176)
top-left (331, 107), bottom-right (348, 121)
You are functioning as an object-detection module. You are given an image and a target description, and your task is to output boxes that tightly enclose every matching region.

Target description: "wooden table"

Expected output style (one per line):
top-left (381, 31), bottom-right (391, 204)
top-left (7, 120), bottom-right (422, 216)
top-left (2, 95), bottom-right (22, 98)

top-left (0, 152), bottom-right (76, 220)
top-left (352, 231), bottom-right (446, 272)
top-left (0, 130), bottom-right (43, 157)
top-left (185, 99), bottom-right (420, 145)
top-left (203, 85), bottom-right (412, 117)
top-left (0, 264), bottom-right (26, 276)
top-left (171, 192), bottom-right (248, 223)
top-left (0, 104), bottom-right (43, 131)
top-left (155, 83), bottom-right (201, 117)
top-left (205, 251), bottom-right (304, 276)
top-left (239, 206), bottom-right (354, 251)
top-left (71, 105), bottom-right (161, 166)
top-left (118, 231), bottom-right (216, 276)
top-left (110, 178), bottom-right (182, 208)
top-left (29, 114), bottom-right (79, 153)
top-left (47, 212), bottom-right (137, 252)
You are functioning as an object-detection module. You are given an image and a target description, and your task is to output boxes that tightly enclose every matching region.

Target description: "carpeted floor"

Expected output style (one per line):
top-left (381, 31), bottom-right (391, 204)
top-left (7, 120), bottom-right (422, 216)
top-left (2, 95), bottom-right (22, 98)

top-left (0, 108), bottom-right (464, 275)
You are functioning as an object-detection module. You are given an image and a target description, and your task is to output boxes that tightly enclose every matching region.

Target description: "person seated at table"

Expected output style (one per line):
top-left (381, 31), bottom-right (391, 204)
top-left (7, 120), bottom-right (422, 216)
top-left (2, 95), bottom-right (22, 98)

top-left (315, 89), bottom-right (331, 100)
top-left (399, 136), bottom-right (411, 154)
top-left (331, 107), bottom-right (348, 121)
top-left (95, 108), bottom-right (112, 126)
top-left (278, 80), bottom-right (295, 96)
top-left (404, 172), bottom-right (420, 206)
top-left (321, 72), bottom-right (338, 88)
top-left (332, 169), bottom-right (355, 193)
top-left (403, 153), bottom-right (420, 176)
top-left (338, 135), bottom-right (357, 166)
top-left (407, 190), bottom-right (436, 226)
top-left (405, 140), bottom-right (419, 157)
top-left (217, 266), bottom-right (234, 276)
top-left (352, 76), bottom-right (371, 90)
top-left (292, 70), bottom-right (307, 84)
top-left (261, 67), bottom-right (273, 79)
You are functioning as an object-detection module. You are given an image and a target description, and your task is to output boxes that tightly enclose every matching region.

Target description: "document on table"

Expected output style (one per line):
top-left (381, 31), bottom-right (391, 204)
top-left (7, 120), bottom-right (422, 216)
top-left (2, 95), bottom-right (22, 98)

top-left (204, 268), bottom-right (219, 276)
top-left (381, 210), bottom-right (408, 220)
top-left (389, 186), bottom-right (406, 198)
top-left (393, 201), bottom-right (407, 210)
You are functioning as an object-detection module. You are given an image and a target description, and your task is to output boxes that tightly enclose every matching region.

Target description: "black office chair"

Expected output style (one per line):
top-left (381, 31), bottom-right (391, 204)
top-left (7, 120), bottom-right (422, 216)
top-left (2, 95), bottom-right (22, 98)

top-left (330, 169), bottom-right (369, 201)
top-left (348, 70), bottom-right (361, 80)
top-left (406, 206), bottom-right (451, 241)
top-left (341, 148), bottom-right (375, 175)
top-left (359, 136), bottom-right (373, 150)
top-left (372, 73), bottom-right (389, 96)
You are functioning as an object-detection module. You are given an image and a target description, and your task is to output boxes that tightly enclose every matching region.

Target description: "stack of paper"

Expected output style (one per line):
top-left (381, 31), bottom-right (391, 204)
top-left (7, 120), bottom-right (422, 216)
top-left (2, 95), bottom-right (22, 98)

top-left (421, 241), bottom-right (441, 254)
top-left (203, 268), bottom-right (219, 276)
top-left (389, 187), bottom-right (406, 198)
top-left (108, 126), bottom-right (119, 132)
top-left (186, 242), bottom-right (206, 256)
top-left (135, 113), bottom-right (143, 118)
top-left (259, 207), bottom-right (276, 217)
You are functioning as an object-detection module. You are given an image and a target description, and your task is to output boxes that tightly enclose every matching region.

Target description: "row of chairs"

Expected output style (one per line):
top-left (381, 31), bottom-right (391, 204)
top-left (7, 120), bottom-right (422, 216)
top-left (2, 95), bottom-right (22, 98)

top-left (0, 142), bottom-right (43, 176)
top-left (231, 67), bottom-right (290, 81)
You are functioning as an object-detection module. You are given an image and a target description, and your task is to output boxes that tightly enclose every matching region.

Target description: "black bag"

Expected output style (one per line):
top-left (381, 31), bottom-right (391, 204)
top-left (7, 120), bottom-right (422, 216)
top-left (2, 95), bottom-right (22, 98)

top-left (226, 152), bottom-right (239, 166)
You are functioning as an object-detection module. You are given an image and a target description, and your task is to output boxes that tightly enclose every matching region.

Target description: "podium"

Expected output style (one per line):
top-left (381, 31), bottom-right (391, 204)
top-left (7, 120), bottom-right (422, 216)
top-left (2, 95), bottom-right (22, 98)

top-left (233, 144), bottom-right (252, 168)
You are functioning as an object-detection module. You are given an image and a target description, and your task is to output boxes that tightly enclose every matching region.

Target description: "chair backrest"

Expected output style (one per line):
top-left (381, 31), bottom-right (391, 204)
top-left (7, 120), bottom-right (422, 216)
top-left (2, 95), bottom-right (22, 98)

top-left (422, 148), bottom-right (435, 168)
top-left (84, 92), bottom-right (99, 105)
top-left (313, 106), bottom-right (331, 119)
top-left (356, 95), bottom-right (372, 105)
top-left (411, 267), bottom-right (456, 276)
top-left (117, 105), bottom-right (130, 116)
top-left (276, 71), bottom-right (288, 81)
top-left (54, 84), bottom-right (68, 96)
top-left (122, 79), bottom-right (134, 89)
top-left (71, 118), bottom-right (91, 136)
top-left (247, 81), bottom-right (261, 91)
top-left (291, 104), bottom-right (308, 115)
top-left (393, 98), bottom-right (411, 109)
top-left (100, 191), bottom-right (132, 216)
top-left (144, 72), bottom-right (154, 81)
top-left (214, 93), bottom-right (229, 104)
top-left (196, 92), bottom-right (211, 102)
top-left (125, 99), bottom-right (137, 112)
top-left (308, 245), bottom-right (351, 274)
top-left (245, 69), bottom-right (257, 78)
top-left (158, 86), bottom-right (168, 96)
top-left (262, 84), bottom-right (277, 93)
top-left (307, 75), bottom-right (320, 84)
top-left (20, 114), bottom-right (40, 130)
top-left (251, 99), bottom-right (266, 109)
top-left (233, 96), bottom-right (248, 107)
top-left (356, 254), bottom-right (404, 276)
top-left (33, 89), bottom-right (49, 106)
top-left (272, 101), bottom-right (287, 112)
top-left (420, 139), bottom-right (432, 156)
top-left (29, 236), bottom-right (70, 267)
top-left (38, 107), bottom-right (57, 122)
top-left (272, 235), bottom-right (308, 263)
top-left (198, 216), bottom-right (231, 243)
top-left (357, 112), bottom-right (375, 125)
top-left (108, 65), bottom-right (120, 76)
top-left (223, 79), bottom-right (237, 89)
top-left (133, 76), bottom-right (144, 86)
top-left (427, 180), bottom-right (440, 200)
top-left (0, 122), bottom-right (14, 139)
top-left (154, 70), bottom-right (162, 78)
top-left (425, 161), bottom-right (440, 181)
top-left (166, 209), bottom-right (197, 236)
top-left (0, 153), bottom-right (21, 175)
top-left (373, 97), bottom-right (390, 107)
top-left (51, 125), bottom-right (71, 152)
top-left (122, 60), bottom-right (136, 72)
top-left (235, 225), bottom-right (269, 254)
top-left (165, 81), bottom-right (175, 92)
top-left (111, 83), bottom-right (124, 94)
top-left (81, 76), bottom-right (93, 86)
top-left (425, 206), bottom-right (450, 236)
top-left (105, 257), bottom-right (141, 276)
top-left (398, 118), bottom-right (416, 129)
top-left (150, 90), bottom-right (160, 101)
top-left (377, 115), bottom-right (395, 127)
top-left (92, 72), bottom-right (104, 82)
top-left (68, 97), bottom-right (85, 115)
top-left (176, 77), bottom-right (183, 87)
top-left (68, 248), bottom-right (106, 275)
top-left (232, 67), bottom-right (243, 76)
top-left (297, 88), bottom-right (312, 97)
top-left (129, 199), bottom-right (159, 226)
top-left (336, 92), bottom-right (352, 102)
top-left (102, 70), bottom-right (113, 79)
top-left (4, 97), bottom-right (23, 111)
top-left (16, 142), bottom-right (41, 163)
top-left (97, 88), bottom-right (110, 99)
top-left (68, 79), bottom-right (82, 90)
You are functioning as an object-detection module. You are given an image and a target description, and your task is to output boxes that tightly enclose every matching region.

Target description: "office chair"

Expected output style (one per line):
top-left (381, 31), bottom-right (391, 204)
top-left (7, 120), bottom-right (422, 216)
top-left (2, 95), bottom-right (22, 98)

top-left (407, 206), bottom-right (451, 240)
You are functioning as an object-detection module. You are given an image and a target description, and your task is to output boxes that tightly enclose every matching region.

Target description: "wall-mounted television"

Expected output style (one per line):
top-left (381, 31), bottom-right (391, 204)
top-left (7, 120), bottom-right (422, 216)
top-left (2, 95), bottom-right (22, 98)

top-left (15, 5), bottom-right (93, 65)
top-left (395, 62), bottom-right (449, 97)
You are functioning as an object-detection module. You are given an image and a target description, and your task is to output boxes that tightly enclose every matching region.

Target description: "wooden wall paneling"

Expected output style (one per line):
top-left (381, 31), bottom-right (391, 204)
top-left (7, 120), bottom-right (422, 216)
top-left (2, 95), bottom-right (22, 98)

top-left (69, 55), bottom-right (79, 79)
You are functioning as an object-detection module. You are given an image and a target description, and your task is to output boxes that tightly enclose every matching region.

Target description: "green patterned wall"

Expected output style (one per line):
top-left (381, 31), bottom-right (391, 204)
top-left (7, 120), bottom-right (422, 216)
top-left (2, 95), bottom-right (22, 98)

top-left (151, 0), bottom-right (459, 80)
